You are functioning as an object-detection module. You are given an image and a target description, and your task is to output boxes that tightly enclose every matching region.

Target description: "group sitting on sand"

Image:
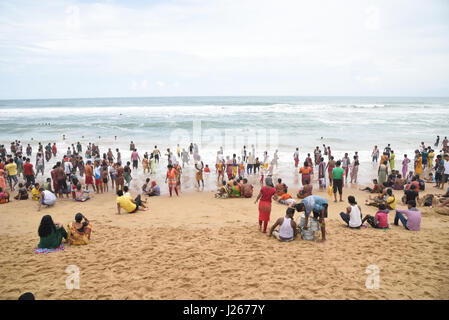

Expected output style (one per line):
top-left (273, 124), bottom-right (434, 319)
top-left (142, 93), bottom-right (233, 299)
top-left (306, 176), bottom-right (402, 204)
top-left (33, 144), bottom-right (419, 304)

top-left (37, 213), bottom-right (92, 250)
top-left (215, 177), bottom-right (254, 199)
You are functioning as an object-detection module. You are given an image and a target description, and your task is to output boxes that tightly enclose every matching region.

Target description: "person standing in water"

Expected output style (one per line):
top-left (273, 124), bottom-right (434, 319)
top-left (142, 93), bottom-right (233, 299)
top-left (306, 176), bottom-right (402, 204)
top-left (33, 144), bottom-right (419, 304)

top-left (293, 148), bottom-right (299, 168)
top-left (372, 146), bottom-right (379, 163)
top-left (402, 154), bottom-right (410, 179)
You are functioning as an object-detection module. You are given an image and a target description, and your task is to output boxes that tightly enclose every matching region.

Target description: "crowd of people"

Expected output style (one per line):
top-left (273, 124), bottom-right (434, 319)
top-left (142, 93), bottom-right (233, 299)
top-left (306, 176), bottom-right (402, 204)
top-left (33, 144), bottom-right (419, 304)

top-left (1, 136), bottom-right (449, 249)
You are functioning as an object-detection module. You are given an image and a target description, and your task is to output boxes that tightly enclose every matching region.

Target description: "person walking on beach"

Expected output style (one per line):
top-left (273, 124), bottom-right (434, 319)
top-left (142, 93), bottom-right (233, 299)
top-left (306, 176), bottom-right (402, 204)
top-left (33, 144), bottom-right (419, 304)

top-left (293, 148), bottom-right (299, 168)
top-left (414, 150), bottom-right (423, 178)
top-left (124, 161), bottom-right (132, 187)
top-left (378, 160), bottom-right (388, 186)
top-left (165, 164), bottom-right (179, 197)
top-left (332, 161), bottom-right (344, 202)
top-left (35, 153), bottom-right (45, 177)
top-left (84, 160), bottom-right (95, 192)
top-left (131, 149), bottom-right (140, 169)
top-left (153, 146), bottom-right (160, 164)
top-left (341, 153), bottom-right (351, 184)
top-left (254, 177), bottom-right (277, 233)
top-left (372, 146), bottom-right (379, 163)
top-left (129, 141), bottom-right (135, 151)
top-left (115, 162), bottom-right (125, 192)
top-left (350, 156), bottom-right (359, 184)
top-left (326, 156), bottom-right (336, 185)
top-left (181, 148), bottom-right (189, 168)
top-left (435, 136), bottom-right (440, 147)
top-left (195, 158), bottom-right (205, 189)
top-left (402, 154), bottom-right (410, 179)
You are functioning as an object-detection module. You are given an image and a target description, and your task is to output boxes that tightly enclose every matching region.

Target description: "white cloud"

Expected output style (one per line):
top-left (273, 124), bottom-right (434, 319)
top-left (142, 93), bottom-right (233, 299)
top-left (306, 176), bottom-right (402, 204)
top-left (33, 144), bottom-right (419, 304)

top-left (0, 0), bottom-right (448, 98)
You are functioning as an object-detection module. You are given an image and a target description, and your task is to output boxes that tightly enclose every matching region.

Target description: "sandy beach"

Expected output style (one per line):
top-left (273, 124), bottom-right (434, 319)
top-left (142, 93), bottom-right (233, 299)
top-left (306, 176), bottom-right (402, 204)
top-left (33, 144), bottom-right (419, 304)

top-left (1, 184), bottom-right (448, 300)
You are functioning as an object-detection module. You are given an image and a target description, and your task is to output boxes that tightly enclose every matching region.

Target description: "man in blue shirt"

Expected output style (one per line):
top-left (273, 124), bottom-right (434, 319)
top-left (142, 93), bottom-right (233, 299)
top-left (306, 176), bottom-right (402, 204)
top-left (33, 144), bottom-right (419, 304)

top-left (294, 195), bottom-right (329, 241)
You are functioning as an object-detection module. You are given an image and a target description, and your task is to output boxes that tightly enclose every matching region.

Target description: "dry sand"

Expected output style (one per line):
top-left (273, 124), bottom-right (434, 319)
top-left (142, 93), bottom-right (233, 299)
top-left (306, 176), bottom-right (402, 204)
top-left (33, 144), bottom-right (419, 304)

top-left (0, 184), bottom-right (448, 300)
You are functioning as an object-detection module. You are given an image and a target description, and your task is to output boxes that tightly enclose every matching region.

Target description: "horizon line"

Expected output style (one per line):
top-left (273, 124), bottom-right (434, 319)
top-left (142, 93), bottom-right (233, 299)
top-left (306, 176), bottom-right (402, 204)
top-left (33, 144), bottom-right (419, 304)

top-left (1, 95), bottom-right (449, 101)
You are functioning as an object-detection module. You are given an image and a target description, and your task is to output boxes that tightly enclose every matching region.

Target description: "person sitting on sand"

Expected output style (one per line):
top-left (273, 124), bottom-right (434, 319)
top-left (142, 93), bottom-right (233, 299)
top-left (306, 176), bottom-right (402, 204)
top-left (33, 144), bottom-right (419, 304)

top-left (240, 178), bottom-right (254, 198)
top-left (31, 183), bottom-right (41, 201)
top-left (38, 188), bottom-right (56, 211)
top-left (116, 190), bottom-right (148, 214)
top-left (142, 178), bottom-right (152, 196)
top-left (0, 187), bottom-right (10, 204)
top-left (393, 174), bottom-right (405, 190)
top-left (74, 184), bottom-right (90, 202)
top-left (37, 215), bottom-right (68, 249)
top-left (362, 203), bottom-right (389, 229)
top-left (394, 200), bottom-right (421, 231)
top-left (402, 184), bottom-right (419, 204)
top-left (274, 193), bottom-right (297, 206)
top-left (360, 179), bottom-right (380, 193)
top-left (14, 183), bottom-right (28, 200)
top-left (215, 181), bottom-right (230, 199)
top-left (275, 178), bottom-right (288, 196)
top-left (339, 195), bottom-right (362, 228)
top-left (269, 207), bottom-right (298, 242)
top-left (231, 181), bottom-right (241, 198)
top-left (294, 195), bottom-right (328, 241)
top-left (67, 213), bottom-right (92, 245)
top-left (297, 178), bottom-right (313, 199)
top-left (147, 181), bottom-right (160, 197)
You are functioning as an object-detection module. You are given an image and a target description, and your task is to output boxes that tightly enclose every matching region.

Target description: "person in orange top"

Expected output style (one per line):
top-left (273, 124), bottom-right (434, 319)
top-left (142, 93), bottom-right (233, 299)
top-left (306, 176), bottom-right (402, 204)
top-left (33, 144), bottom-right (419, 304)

top-left (275, 178), bottom-right (287, 196)
top-left (165, 164), bottom-right (178, 197)
top-left (299, 161), bottom-right (313, 186)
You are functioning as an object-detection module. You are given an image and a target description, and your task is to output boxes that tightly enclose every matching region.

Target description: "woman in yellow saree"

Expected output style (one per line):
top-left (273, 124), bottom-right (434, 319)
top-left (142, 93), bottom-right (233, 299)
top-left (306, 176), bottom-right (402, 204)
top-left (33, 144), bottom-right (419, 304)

top-left (67, 213), bottom-right (92, 245)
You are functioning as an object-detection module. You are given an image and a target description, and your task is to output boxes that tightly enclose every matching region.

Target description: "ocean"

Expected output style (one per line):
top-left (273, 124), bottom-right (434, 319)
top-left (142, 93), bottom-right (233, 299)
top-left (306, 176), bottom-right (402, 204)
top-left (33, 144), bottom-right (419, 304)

top-left (1, 96), bottom-right (448, 191)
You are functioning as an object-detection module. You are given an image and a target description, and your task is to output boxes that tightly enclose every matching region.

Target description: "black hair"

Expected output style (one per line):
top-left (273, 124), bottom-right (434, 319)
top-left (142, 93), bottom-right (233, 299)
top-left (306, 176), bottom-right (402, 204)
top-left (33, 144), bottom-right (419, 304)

top-left (336, 160), bottom-right (341, 166)
top-left (146, 178), bottom-right (150, 182)
top-left (387, 188), bottom-right (393, 196)
top-left (75, 213), bottom-right (83, 223)
top-left (117, 190), bottom-right (123, 196)
top-left (286, 207), bottom-right (295, 216)
top-left (410, 184), bottom-right (416, 190)
top-left (124, 186), bottom-right (129, 192)
top-left (38, 215), bottom-right (56, 238)
top-left (348, 196), bottom-right (356, 204)
top-left (18, 292), bottom-right (35, 300)
top-left (378, 204), bottom-right (386, 210)
top-left (278, 178), bottom-right (282, 183)
top-left (407, 200), bottom-right (416, 207)
top-left (294, 203), bottom-right (305, 212)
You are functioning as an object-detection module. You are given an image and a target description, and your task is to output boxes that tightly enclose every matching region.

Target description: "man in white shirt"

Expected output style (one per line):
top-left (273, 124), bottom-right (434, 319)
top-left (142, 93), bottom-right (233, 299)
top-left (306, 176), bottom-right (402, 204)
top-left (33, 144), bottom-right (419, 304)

top-left (64, 160), bottom-right (73, 178)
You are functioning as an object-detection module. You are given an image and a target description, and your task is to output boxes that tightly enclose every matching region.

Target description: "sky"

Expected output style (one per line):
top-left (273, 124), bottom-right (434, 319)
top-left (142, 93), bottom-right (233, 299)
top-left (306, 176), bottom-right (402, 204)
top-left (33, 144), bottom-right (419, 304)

top-left (0, 0), bottom-right (448, 99)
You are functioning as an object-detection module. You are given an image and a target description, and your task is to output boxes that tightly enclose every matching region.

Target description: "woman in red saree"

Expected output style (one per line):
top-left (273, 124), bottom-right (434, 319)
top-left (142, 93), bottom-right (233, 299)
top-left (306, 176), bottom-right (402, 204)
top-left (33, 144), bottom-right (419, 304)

top-left (254, 177), bottom-right (276, 233)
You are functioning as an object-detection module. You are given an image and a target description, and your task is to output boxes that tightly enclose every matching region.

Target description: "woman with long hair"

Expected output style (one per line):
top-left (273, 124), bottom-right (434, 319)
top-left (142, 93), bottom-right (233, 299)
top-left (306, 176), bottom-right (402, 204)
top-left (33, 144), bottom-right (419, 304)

top-left (37, 215), bottom-right (67, 249)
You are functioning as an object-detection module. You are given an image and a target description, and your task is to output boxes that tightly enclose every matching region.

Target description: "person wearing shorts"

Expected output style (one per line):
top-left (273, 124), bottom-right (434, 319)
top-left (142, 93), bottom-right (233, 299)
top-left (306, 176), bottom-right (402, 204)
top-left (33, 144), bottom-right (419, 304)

top-left (332, 160), bottom-right (344, 202)
top-left (5, 159), bottom-right (18, 191)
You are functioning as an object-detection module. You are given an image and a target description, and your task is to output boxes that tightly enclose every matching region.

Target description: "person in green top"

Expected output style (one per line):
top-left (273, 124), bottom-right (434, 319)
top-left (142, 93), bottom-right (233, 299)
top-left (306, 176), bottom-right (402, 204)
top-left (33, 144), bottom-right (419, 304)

top-left (37, 215), bottom-right (68, 249)
top-left (332, 160), bottom-right (344, 202)
top-left (231, 181), bottom-right (241, 198)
